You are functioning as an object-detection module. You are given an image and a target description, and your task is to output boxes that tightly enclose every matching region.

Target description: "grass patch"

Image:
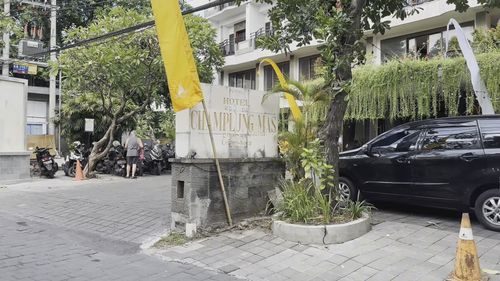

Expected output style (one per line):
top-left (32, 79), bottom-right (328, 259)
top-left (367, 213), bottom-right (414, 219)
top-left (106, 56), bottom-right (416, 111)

top-left (153, 232), bottom-right (188, 248)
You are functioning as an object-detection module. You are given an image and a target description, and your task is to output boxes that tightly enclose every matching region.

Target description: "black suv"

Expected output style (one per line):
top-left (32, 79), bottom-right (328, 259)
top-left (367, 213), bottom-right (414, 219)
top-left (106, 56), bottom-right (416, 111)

top-left (339, 116), bottom-right (500, 231)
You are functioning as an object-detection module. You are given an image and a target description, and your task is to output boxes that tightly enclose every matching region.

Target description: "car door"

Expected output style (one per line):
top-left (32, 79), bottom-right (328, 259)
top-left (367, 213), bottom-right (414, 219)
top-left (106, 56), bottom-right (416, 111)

top-left (477, 119), bottom-right (500, 193)
top-left (410, 121), bottom-right (485, 208)
top-left (358, 128), bottom-right (422, 199)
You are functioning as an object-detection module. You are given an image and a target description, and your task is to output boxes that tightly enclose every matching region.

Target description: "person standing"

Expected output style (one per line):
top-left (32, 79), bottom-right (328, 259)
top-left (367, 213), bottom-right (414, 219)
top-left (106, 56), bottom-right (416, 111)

top-left (124, 131), bottom-right (143, 179)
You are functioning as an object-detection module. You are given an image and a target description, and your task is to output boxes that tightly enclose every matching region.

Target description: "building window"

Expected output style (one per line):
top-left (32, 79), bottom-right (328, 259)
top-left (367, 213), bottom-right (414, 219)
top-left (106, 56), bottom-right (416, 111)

top-left (381, 37), bottom-right (406, 62)
top-left (234, 21), bottom-right (246, 43)
top-left (229, 69), bottom-right (256, 90)
top-left (264, 61), bottom-right (290, 91)
top-left (265, 22), bottom-right (272, 36)
top-left (26, 124), bottom-right (44, 135)
top-left (299, 55), bottom-right (321, 81)
top-left (381, 23), bottom-right (474, 62)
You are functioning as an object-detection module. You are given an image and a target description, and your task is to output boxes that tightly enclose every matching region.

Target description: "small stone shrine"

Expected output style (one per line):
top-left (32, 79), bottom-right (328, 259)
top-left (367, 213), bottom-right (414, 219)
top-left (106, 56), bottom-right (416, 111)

top-left (171, 83), bottom-right (285, 229)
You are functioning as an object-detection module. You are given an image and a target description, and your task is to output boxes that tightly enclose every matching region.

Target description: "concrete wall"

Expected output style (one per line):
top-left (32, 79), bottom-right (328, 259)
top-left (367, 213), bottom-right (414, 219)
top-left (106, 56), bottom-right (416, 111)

top-left (0, 77), bottom-right (28, 152)
top-left (171, 158), bottom-right (285, 228)
top-left (0, 77), bottom-right (30, 181)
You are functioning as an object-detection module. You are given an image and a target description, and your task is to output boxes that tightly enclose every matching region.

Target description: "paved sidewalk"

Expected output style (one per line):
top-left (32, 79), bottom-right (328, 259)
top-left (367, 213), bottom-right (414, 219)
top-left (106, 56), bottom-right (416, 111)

top-left (0, 175), bottom-right (238, 281)
top-left (151, 209), bottom-right (500, 281)
top-left (0, 175), bottom-right (170, 244)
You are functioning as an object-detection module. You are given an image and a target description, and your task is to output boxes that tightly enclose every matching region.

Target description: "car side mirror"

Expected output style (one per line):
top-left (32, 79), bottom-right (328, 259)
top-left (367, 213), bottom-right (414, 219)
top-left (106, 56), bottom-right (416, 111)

top-left (365, 144), bottom-right (380, 157)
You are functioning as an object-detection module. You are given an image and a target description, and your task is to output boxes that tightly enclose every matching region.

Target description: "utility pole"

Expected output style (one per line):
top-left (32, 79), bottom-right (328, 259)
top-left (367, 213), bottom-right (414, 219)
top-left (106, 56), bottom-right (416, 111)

top-left (2, 0), bottom-right (10, 76)
top-left (48, 0), bottom-right (57, 135)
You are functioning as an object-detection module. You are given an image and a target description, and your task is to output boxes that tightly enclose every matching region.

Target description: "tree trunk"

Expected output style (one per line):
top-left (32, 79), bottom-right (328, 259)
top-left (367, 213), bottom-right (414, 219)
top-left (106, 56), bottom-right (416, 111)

top-left (84, 119), bottom-right (117, 177)
top-left (321, 90), bottom-right (349, 189)
top-left (321, 0), bottom-right (365, 188)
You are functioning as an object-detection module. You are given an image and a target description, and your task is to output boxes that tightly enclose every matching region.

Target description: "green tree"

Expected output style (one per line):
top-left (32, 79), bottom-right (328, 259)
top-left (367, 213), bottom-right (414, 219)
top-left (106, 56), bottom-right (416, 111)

top-left (0, 7), bottom-right (22, 50)
top-left (185, 14), bottom-right (224, 83)
top-left (473, 25), bottom-right (500, 53)
top-left (58, 6), bottom-right (223, 176)
top-left (135, 109), bottom-right (176, 142)
top-left (272, 79), bottom-right (329, 180)
top-left (56, 0), bottom-right (152, 44)
top-left (58, 7), bottom-right (165, 176)
top-left (256, 0), bottom-right (500, 186)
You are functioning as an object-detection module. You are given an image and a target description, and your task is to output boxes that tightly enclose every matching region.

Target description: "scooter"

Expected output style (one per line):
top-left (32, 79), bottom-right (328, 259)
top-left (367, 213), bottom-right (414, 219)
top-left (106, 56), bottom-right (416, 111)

top-left (33, 147), bottom-right (58, 178)
top-left (161, 144), bottom-right (175, 171)
top-left (112, 143), bottom-right (127, 177)
top-left (143, 142), bottom-right (163, 175)
top-left (96, 141), bottom-right (121, 174)
top-left (63, 141), bottom-right (87, 177)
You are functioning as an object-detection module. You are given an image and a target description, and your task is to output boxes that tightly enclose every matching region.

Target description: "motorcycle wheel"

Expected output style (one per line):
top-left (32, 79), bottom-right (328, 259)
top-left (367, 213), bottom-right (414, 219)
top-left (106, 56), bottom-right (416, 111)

top-left (156, 162), bottom-right (162, 175)
top-left (114, 163), bottom-right (125, 177)
top-left (63, 162), bottom-right (69, 176)
top-left (31, 162), bottom-right (41, 178)
top-left (68, 163), bottom-right (76, 177)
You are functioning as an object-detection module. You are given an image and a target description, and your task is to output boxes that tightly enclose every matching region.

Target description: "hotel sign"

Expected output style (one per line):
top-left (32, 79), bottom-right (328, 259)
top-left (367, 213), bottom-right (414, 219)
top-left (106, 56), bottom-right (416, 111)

top-left (175, 84), bottom-right (279, 158)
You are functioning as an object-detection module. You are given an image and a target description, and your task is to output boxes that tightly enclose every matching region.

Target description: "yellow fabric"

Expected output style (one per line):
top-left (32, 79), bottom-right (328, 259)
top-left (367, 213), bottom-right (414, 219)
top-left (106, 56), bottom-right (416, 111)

top-left (151, 0), bottom-right (204, 112)
top-left (258, 58), bottom-right (302, 121)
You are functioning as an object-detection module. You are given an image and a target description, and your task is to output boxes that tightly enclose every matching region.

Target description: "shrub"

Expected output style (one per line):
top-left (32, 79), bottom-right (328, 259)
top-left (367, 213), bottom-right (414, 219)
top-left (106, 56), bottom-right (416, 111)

top-left (276, 179), bottom-right (317, 224)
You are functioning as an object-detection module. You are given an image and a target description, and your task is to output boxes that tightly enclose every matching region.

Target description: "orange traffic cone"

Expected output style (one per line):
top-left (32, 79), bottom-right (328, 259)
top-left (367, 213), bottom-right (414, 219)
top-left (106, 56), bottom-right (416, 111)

top-left (448, 213), bottom-right (485, 281)
top-left (74, 159), bottom-right (85, 181)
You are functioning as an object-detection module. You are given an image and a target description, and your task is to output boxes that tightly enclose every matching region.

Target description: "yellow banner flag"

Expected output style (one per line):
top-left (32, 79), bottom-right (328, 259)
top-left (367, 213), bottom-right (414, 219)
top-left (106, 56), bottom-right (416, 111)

top-left (151, 0), bottom-right (204, 112)
top-left (259, 58), bottom-right (302, 121)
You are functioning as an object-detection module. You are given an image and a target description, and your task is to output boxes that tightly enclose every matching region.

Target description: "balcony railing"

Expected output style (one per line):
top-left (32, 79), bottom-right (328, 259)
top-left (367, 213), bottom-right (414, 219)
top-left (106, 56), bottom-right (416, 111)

top-left (249, 27), bottom-right (274, 41)
top-left (219, 39), bottom-right (235, 56)
top-left (219, 27), bottom-right (274, 57)
top-left (205, 1), bottom-right (236, 17)
top-left (217, 1), bottom-right (236, 11)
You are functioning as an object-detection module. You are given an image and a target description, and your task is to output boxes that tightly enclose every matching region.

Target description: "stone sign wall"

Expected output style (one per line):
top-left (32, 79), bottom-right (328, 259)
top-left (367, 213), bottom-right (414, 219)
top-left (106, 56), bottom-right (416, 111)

top-left (171, 84), bottom-right (285, 230)
top-left (175, 83), bottom-right (280, 159)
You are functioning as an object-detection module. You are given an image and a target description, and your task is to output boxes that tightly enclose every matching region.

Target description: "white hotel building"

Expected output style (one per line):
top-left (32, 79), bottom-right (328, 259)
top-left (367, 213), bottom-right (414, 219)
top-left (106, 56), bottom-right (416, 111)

top-left (204, 0), bottom-right (499, 146)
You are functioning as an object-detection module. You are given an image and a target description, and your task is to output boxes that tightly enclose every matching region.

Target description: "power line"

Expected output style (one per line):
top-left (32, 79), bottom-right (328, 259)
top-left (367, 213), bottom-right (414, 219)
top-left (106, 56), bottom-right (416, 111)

top-left (13, 0), bottom-right (115, 14)
top-left (32, 0), bottom-right (235, 57)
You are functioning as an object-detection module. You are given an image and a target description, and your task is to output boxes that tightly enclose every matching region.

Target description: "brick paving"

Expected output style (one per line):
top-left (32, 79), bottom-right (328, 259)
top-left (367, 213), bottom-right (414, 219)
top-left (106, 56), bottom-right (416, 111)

top-left (152, 206), bottom-right (500, 281)
top-left (2, 174), bottom-right (500, 281)
top-left (0, 174), bottom-right (238, 281)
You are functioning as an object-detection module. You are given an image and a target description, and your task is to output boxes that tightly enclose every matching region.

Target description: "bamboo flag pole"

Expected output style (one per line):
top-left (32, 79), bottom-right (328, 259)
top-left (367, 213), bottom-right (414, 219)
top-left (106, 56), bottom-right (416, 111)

top-left (201, 99), bottom-right (233, 226)
top-left (151, 0), bottom-right (232, 226)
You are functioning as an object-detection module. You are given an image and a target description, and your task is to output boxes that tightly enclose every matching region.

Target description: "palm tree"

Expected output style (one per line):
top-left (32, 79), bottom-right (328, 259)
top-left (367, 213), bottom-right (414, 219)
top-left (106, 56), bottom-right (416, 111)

top-left (268, 78), bottom-right (330, 180)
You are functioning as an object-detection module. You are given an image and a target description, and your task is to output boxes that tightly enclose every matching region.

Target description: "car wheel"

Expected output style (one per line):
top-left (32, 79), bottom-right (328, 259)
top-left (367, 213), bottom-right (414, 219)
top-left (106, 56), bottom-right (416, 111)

top-left (338, 177), bottom-right (359, 202)
top-left (474, 189), bottom-right (500, 231)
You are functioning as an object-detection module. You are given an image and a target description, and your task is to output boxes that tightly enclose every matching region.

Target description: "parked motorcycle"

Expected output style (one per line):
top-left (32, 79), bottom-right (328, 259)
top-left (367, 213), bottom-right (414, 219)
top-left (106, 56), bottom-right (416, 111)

top-left (33, 147), bottom-right (58, 178)
top-left (161, 144), bottom-right (175, 172)
top-left (95, 141), bottom-right (121, 174)
top-left (63, 141), bottom-right (88, 177)
top-left (143, 141), bottom-right (163, 175)
top-left (112, 143), bottom-right (127, 177)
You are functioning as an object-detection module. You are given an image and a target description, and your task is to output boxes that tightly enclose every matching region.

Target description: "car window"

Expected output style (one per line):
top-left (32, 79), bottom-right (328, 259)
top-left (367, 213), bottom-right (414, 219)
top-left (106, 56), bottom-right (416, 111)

top-left (478, 119), bottom-right (500, 149)
top-left (421, 126), bottom-right (479, 150)
top-left (372, 129), bottom-right (420, 152)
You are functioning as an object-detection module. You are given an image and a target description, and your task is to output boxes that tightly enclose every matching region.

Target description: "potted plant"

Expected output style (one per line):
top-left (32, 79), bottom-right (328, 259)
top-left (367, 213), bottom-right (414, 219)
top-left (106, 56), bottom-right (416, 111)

top-left (271, 79), bottom-right (372, 244)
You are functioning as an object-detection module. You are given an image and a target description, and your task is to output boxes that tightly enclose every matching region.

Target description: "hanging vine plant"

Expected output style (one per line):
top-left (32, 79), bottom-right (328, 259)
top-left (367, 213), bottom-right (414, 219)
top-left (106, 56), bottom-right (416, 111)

top-left (346, 52), bottom-right (500, 120)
